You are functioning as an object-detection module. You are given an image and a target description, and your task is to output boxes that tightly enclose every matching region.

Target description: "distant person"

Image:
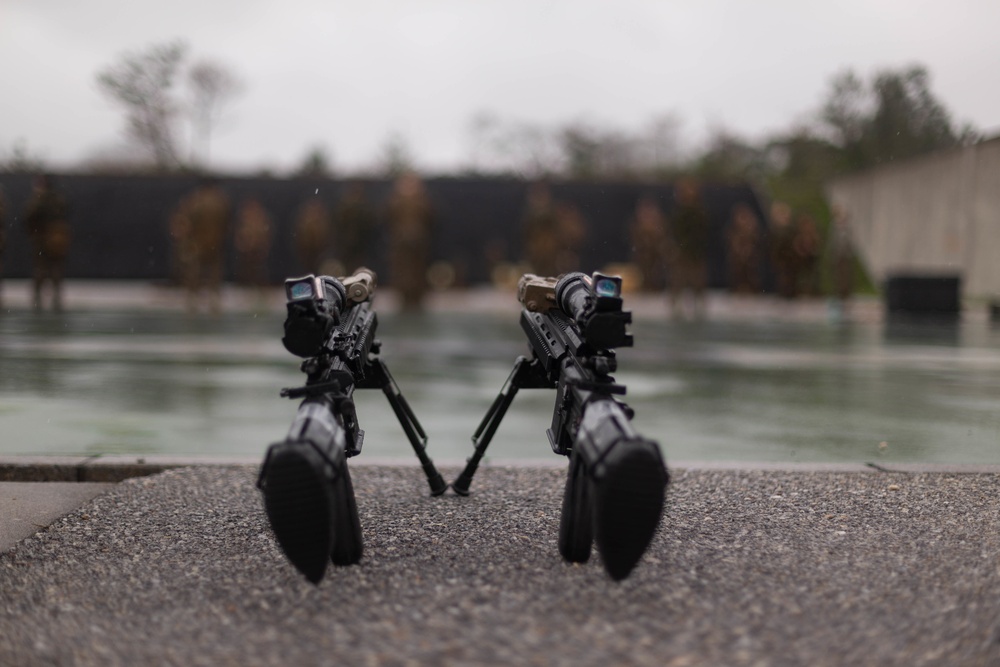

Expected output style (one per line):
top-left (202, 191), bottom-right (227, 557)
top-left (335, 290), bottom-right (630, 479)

top-left (24, 174), bottom-right (71, 311)
top-left (666, 178), bottom-right (710, 318)
top-left (828, 205), bottom-right (856, 313)
top-left (387, 171), bottom-right (433, 310)
top-left (294, 195), bottom-right (330, 275)
top-left (630, 196), bottom-right (669, 292)
top-left (554, 201), bottom-right (586, 275)
top-left (521, 182), bottom-right (560, 277)
top-left (334, 182), bottom-right (377, 273)
top-left (792, 213), bottom-right (822, 297)
top-left (726, 203), bottom-right (762, 295)
top-left (169, 196), bottom-right (193, 287)
top-left (769, 202), bottom-right (797, 299)
top-left (0, 185), bottom-right (6, 307)
top-left (177, 177), bottom-right (232, 313)
top-left (234, 196), bottom-right (273, 296)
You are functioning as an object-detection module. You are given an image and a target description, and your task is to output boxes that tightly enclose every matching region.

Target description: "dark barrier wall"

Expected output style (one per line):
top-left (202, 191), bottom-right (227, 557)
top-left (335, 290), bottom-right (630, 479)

top-left (0, 173), bottom-right (772, 289)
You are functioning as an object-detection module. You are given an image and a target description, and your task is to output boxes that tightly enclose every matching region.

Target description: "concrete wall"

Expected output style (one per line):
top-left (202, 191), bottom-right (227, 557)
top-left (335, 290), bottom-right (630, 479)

top-left (826, 136), bottom-right (1000, 299)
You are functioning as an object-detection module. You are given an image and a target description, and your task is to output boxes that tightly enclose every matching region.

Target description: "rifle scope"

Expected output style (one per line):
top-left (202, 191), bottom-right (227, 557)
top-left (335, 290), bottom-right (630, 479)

top-left (555, 272), bottom-right (632, 351)
top-left (282, 274), bottom-right (348, 358)
top-left (281, 269), bottom-right (379, 359)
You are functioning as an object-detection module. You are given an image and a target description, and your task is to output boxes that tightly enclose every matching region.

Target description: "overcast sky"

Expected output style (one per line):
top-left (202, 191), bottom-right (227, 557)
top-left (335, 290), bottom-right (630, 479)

top-left (2, 0), bottom-right (998, 174)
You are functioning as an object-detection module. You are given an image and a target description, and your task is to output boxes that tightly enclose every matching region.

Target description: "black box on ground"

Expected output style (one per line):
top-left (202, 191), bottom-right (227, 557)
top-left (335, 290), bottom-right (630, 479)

top-left (884, 274), bottom-right (962, 317)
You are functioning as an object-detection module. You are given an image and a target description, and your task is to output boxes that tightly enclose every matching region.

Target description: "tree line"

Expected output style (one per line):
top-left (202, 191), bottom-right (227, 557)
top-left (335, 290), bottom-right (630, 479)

top-left (3, 41), bottom-right (979, 203)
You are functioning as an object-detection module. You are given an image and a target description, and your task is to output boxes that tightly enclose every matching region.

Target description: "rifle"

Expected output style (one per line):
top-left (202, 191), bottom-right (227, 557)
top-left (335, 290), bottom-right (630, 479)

top-left (257, 268), bottom-right (447, 583)
top-left (452, 272), bottom-right (669, 580)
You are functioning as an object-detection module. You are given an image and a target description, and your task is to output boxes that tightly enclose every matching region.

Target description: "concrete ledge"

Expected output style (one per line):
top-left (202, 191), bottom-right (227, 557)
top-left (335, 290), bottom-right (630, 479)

top-left (860, 461), bottom-right (1000, 474)
top-left (0, 456), bottom-right (190, 483)
top-left (670, 460), bottom-right (1000, 474)
top-left (78, 455), bottom-right (260, 482)
top-left (4, 455), bottom-right (1000, 483)
top-left (670, 460), bottom-right (876, 473)
top-left (0, 455), bottom-right (257, 483)
top-left (0, 457), bottom-right (94, 482)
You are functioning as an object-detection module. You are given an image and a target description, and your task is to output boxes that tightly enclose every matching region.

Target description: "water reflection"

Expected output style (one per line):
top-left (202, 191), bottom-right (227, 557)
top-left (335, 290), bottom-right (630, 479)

top-left (883, 321), bottom-right (964, 351)
top-left (0, 309), bottom-right (998, 464)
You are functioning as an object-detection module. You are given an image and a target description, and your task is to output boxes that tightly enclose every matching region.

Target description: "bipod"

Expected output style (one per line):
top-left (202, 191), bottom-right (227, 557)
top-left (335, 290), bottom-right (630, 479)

top-left (360, 358), bottom-right (448, 496)
top-left (451, 355), bottom-right (553, 495)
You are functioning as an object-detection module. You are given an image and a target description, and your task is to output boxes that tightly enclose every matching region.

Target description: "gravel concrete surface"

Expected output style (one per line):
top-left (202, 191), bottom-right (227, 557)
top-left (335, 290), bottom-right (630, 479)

top-left (2, 465), bottom-right (1000, 666)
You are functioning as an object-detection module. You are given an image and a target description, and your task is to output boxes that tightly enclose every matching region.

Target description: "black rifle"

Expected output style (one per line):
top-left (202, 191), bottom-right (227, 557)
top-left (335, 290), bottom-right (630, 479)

top-left (258, 268), bottom-right (447, 583)
top-left (453, 272), bottom-right (669, 580)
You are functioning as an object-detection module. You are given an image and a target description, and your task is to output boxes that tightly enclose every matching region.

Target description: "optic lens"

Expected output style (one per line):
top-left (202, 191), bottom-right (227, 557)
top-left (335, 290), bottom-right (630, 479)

top-left (289, 281), bottom-right (314, 300)
top-left (594, 277), bottom-right (620, 298)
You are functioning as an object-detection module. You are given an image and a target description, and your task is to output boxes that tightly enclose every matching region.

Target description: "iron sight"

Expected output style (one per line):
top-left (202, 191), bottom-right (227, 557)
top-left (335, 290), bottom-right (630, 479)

top-left (453, 272), bottom-right (669, 580)
top-left (257, 268), bottom-right (447, 583)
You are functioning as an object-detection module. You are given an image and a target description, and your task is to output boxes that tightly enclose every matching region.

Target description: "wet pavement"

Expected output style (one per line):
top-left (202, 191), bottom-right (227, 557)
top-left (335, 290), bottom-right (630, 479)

top-left (1, 280), bottom-right (998, 467)
top-left (2, 464), bottom-right (1000, 666)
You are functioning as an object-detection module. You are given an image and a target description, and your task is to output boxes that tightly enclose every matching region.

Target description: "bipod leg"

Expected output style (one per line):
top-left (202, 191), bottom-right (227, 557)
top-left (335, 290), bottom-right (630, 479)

top-left (370, 359), bottom-right (448, 496)
top-left (330, 461), bottom-right (364, 566)
top-left (558, 448), bottom-right (594, 563)
top-left (452, 355), bottom-right (543, 496)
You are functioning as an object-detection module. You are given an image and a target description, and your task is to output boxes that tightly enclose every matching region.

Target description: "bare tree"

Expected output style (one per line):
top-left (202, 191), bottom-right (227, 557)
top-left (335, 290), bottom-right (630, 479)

top-left (819, 64), bottom-right (976, 170)
top-left (187, 60), bottom-right (244, 167)
top-left (506, 122), bottom-right (564, 178)
top-left (295, 145), bottom-right (334, 178)
top-left (376, 132), bottom-right (416, 177)
top-left (464, 111), bottom-right (689, 180)
top-left (559, 122), bottom-right (603, 178)
top-left (97, 41), bottom-right (187, 170)
top-left (0, 139), bottom-right (46, 173)
top-left (466, 114), bottom-right (563, 178)
top-left (465, 111), bottom-right (502, 173)
top-left (821, 71), bottom-right (869, 147)
top-left (559, 122), bottom-right (648, 180)
top-left (639, 113), bottom-right (686, 176)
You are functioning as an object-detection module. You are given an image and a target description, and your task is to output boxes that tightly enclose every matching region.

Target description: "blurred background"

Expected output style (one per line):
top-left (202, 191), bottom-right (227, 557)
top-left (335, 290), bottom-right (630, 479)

top-left (0, 0), bottom-right (997, 465)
